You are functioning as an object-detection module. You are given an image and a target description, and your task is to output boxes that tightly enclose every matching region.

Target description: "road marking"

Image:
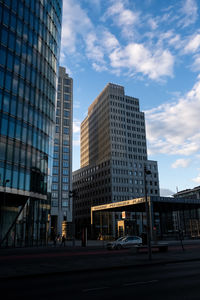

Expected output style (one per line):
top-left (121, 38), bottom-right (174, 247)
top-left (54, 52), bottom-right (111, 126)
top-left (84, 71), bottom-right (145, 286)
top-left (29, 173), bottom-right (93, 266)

top-left (82, 286), bottom-right (109, 293)
top-left (123, 279), bottom-right (158, 286)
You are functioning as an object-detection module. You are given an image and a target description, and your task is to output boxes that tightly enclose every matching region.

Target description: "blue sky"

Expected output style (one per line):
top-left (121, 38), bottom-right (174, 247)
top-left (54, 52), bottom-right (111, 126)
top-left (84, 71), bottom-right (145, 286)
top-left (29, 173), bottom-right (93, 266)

top-left (60, 0), bottom-right (200, 196)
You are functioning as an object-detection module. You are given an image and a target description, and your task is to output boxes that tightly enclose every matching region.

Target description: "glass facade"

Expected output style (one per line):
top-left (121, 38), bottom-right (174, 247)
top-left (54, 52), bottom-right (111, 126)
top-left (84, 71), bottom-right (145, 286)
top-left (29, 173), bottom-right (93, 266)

top-left (0, 0), bottom-right (62, 247)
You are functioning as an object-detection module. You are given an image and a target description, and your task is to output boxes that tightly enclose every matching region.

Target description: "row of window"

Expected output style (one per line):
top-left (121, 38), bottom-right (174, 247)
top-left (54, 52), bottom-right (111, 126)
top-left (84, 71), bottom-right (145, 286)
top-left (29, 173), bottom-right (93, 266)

top-left (1, 0), bottom-right (61, 54)
top-left (53, 168), bottom-right (69, 175)
top-left (0, 22), bottom-right (58, 80)
top-left (52, 176), bottom-right (68, 183)
top-left (51, 200), bottom-right (68, 207)
top-left (53, 160), bottom-right (69, 167)
top-left (54, 145), bottom-right (69, 152)
top-left (0, 48), bottom-right (56, 106)
top-left (52, 183), bottom-right (69, 191)
top-left (56, 109), bottom-right (70, 118)
top-left (53, 153), bottom-right (69, 160)
top-left (0, 93), bottom-right (54, 136)
top-left (0, 163), bottom-right (49, 194)
top-left (0, 114), bottom-right (53, 154)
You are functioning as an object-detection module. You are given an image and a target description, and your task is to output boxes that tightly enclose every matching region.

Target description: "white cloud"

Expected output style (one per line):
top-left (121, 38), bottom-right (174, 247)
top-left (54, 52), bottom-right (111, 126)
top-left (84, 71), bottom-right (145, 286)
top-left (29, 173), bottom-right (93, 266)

top-left (102, 30), bottom-right (119, 52)
top-left (73, 119), bottom-right (80, 147)
top-left (192, 174), bottom-right (200, 184)
top-left (184, 34), bottom-right (200, 54)
top-left (110, 43), bottom-right (174, 80)
top-left (73, 120), bottom-right (81, 134)
top-left (85, 32), bottom-right (105, 63)
top-left (172, 158), bottom-right (191, 169)
top-left (61, 0), bottom-right (92, 54)
top-left (191, 54), bottom-right (200, 71)
top-left (92, 63), bottom-right (108, 72)
top-left (103, 0), bottom-right (140, 38)
top-left (146, 75), bottom-right (200, 156)
top-left (147, 18), bottom-right (158, 30)
top-left (179, 0), bottom-right (198, 27)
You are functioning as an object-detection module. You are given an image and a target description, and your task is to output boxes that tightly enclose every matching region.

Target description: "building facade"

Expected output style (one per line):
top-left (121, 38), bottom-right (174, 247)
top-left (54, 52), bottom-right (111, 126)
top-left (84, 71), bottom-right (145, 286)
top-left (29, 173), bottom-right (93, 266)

top-left (51, 66), bottom-right (73, 238)
top-left (0, 0), bottom-right (62, 246)
top-left (73, 83), bottom-right (160, 238)
top-left (173, 187), bottom-right (200, 237)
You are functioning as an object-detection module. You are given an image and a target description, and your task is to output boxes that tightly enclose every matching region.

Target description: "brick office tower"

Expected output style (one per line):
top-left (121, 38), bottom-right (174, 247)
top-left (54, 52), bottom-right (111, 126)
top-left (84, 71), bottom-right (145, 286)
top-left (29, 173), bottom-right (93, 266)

top-left (73, 83), bottom-right (160, 238)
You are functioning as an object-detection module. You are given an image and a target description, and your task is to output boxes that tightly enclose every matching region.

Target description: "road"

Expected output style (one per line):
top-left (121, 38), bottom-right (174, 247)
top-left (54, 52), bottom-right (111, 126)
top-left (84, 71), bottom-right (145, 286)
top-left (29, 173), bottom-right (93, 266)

top-left (1, 259), bottom-right (200, 299)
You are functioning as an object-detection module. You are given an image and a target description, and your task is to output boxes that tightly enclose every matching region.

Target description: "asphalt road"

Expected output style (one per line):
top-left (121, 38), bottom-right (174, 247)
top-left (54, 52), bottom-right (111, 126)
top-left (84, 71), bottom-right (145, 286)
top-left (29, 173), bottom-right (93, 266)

top-left (1, 260), bottom-right (200, 300)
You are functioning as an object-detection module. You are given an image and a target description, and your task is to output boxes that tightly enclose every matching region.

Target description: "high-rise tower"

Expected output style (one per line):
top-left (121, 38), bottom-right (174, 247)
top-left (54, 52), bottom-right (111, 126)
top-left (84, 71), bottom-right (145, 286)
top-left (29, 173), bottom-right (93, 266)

top-left (73, 83), bottom-right (159, 237)
top-left (51, 66), bottom-right (73, 238)
top-left (0, 0), bottom-right (63, 246)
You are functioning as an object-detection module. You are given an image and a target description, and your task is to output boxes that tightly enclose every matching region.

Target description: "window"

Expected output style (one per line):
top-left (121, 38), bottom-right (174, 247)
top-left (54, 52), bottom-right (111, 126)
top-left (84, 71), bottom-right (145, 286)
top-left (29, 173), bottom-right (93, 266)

top-left (53, 160), bottom-right (59, 167)
top-left (63, 169), bottom-right (68, 175)
top-left (62, 184), bottom-right (68, 191)
top-left (52, 184), bottom-right (58, 190)
top-left (52, 192), bottom-right (58, 198)
top-left (63, 154), bottom-right (69, 160)
top-left (63, 161), bottom-right (68, 167)
top-left (64, 79), bottom-right (70, 85)
top-left (53, 153), bottom-right (59, 159)
top-left (52, 200), bottom-right (58, 207)
top-left (64, 86), bottom-right (70, 93)
top-left (63, 127), bottom-right (69, 134)
top-left (53, 168), bottom-right (59, 174)
top-left (52, 176), bottom-right (58, 182)
top-left (62, 177), bottom-right (68, 183)
top-left (62, 192), bottom-right (68, 198)
top-left (63, 147), bottom-right (69, 153)
top-left (64, 94), bottom-right (70, 101)
top-left (63, 140), bottom-right (69, 145)
top-left (63, 119), bottom-right (69, 126)
top-left (64, 110), bottom-right (69, 117)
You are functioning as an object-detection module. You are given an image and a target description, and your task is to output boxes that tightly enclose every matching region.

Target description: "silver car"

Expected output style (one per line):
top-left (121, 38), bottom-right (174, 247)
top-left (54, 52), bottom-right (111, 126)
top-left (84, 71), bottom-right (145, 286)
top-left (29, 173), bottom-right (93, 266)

top-left (107, 236), bottom-right (142, 250)
top-left (106, 236), bottom-right (126, 250)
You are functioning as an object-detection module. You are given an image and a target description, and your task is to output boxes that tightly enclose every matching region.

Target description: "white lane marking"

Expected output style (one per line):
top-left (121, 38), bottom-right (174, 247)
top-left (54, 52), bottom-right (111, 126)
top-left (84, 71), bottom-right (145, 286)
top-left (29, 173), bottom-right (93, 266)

top-left (123, 279), bottom-right (158, 286)
top-left (83, 286), bottom-right (109, 293)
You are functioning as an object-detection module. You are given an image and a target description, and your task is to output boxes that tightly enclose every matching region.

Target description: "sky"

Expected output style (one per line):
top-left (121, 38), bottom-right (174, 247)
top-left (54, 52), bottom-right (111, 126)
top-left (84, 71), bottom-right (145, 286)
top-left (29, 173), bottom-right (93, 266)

top-left (60, 0), bottom-right (200, 196)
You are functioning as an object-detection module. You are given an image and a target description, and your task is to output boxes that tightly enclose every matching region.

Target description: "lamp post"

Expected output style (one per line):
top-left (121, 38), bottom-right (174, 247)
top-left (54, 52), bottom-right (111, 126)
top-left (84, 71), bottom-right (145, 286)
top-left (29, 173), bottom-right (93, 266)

top-left (144, 165), bottom-right (152, 261)
top-left (69, 190), bottom-right (76, 247)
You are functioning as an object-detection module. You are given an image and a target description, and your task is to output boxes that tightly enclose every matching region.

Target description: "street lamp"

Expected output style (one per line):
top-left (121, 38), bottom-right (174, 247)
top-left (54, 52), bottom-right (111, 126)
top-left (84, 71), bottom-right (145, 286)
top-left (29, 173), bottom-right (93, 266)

top-left (144, 165), bottom-right (152, 260)
top-left (69, 190), bottom-right (76, 247)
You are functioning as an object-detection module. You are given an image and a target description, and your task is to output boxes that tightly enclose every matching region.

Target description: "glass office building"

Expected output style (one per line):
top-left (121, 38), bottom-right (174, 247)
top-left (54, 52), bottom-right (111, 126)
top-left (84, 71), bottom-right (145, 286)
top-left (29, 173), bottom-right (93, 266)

top-left (0, 0), bottom-right (62, 246)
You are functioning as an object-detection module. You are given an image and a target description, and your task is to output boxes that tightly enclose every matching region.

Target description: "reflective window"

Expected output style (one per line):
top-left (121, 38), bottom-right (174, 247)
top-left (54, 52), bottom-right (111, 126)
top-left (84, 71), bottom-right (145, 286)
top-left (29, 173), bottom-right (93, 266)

top-left (0, 47), bottom-right (6, 66)
top-left (52, 184), bottom-right (58, 190)
top-left (62, 177), bottom-right (68, 183)
top-left (63, 161), bottom-right (68, 167)
top-left (62, 184), bottom-right (68, 191)
top-left (1, 116), bottom-right (8, 136)
top-left (63, 169), bottom-right (68, 175)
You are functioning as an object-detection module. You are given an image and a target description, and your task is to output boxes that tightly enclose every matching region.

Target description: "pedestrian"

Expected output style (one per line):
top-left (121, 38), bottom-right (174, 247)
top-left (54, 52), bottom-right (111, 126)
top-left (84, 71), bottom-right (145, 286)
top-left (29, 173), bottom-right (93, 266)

top-left (53, 235), bottom-right (57, 247)
top-left (61, 235), bottom-right (66, 247)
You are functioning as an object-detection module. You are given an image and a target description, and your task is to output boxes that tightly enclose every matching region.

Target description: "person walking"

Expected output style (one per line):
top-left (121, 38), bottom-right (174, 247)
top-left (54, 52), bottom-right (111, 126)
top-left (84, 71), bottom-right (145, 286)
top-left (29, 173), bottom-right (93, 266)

top-left (61, 235), bottom-right (66, 247)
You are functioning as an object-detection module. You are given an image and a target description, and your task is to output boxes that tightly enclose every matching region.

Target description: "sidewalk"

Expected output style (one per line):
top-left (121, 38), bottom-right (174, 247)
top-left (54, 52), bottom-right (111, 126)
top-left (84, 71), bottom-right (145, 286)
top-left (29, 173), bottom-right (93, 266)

top-left (1, 239), bottom-right (200, 280)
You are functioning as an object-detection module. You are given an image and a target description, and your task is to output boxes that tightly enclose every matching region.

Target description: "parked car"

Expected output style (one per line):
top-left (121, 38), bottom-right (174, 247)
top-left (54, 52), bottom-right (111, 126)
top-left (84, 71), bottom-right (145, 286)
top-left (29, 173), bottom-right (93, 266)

top-left (106, 236), bottom-right (126, 250)
top-left (107, 236), bottom-right (142, 250)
